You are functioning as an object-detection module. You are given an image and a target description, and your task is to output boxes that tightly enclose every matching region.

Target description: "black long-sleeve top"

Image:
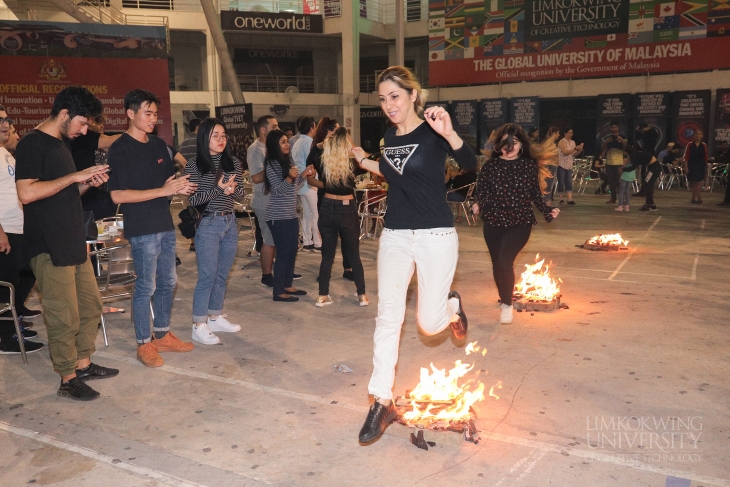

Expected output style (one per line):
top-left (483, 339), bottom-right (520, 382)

top-left (474, 156), bottom-right (553, 227)
top-left (186, 154), bottom-right (245, 211)
top-left (379, 123), bottom-right (477, 229)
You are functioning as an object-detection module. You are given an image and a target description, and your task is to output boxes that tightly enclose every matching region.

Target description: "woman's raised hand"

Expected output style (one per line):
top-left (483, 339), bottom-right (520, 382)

top-left (302, 165), bottom-right (316, 177)
top-left (288, 166), bottom-right (299, 179)
top-left (423, 106), bottom-right (454, 138)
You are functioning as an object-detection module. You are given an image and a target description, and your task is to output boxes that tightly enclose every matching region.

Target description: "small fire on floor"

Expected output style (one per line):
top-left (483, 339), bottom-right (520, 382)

top-left (512, 254), bottom-right (563, 311)
top-left (580, 233), bottom-right (630, 251)
top-left (393, 343), bottom-right (502, 450)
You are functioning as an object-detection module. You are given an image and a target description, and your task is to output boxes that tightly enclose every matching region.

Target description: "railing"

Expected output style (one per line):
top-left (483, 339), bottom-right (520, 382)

top-left (360, 68), bottom-right (428, 92)
top-left (121, 0), bottom-right (202, 12)
top-left (358, 0), bottom-right (425, 24)
top-left (235, 75), bottom-right (338, 94)
top-left (227, 0), bottom-right (319, 14)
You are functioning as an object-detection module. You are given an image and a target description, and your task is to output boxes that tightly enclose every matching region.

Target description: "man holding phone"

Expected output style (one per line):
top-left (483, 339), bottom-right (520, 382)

top-left (15, 87), bottom-right (118, 400)
top-left (108, 89), bottom-right (197, 368)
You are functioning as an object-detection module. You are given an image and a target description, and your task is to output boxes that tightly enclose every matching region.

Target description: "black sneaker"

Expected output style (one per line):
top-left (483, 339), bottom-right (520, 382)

top-left (20, 309), bottom-right (42, 320)
top-left (567, 200), bottom-right (576, 205)
top-left (75, 363), bottom-right (119, 382)
top-left (261, 274), bottom-right (274, 287)
top-left (293, 273), bottom-right (303, 280)
top-left (19, 323), bottom-right (38, 338)
top-left (358, 401), bottom-right (397, 443)
top-left (302, 245), bottom-right (314, 251)
top-left (175, 256), bottom-right (182, 266)
top-left (0, 337), bottom-right (44, 354)
top-left (448, 291), bottom-right (468, 340)
top-left (639, 205), bottom-right (650, 212)
top-left (343, 270), bottom-right (354, 281)
top-left (717, 201), bottom-right (730, 207)
top-left (648, 205), bottom-right (657, 211)
top-left (58, 377), bottom-right (100, 401)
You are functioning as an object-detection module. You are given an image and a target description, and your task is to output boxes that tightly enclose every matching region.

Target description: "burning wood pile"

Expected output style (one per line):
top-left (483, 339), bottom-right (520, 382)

top-left (582, 233), bottom-right (629, 251)
top-left (512, 254), bottom-right (562, 311)
top-left (395, 342), bottom-right (501, 446)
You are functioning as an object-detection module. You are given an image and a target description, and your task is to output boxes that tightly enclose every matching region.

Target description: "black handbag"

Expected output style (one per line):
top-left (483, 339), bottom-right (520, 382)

top-left (177, 165), bottom-right (223, 239)
top-left (83, 211), bottom-right (98, 240)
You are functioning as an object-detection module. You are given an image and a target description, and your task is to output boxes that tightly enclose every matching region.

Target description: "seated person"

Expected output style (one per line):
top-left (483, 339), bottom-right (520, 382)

top-left (591, 155), bottom-right (609, 194)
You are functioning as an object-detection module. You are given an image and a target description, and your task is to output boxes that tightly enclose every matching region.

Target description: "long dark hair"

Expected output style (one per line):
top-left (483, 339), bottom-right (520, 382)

top-left (311, 117), bottom-right (338, 149)
top-left (263, 129), bottom-right (291, 195)
top-left (491, 123), bottom-right (556, 192)
top-left (195, 117), bottom-right (235, 174)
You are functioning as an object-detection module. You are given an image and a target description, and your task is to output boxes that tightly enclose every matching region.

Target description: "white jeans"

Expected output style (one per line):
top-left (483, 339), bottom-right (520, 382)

top-left (299, 187), bottom-right (321, 247)
top-left (368, 227), bottom-right (459, 400)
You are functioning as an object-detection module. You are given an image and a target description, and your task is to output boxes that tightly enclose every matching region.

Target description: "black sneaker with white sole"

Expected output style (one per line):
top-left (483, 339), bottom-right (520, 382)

top-left (75, 363), bottom-right (119, 382)
top-left (20, 309), bottom-right (42, 320)
top-left (0, 337), bottom-right (44, 354)
top-left (293, 273), bottom-right (303, 280)
top-left (57, 377), bottom-right (100, 401)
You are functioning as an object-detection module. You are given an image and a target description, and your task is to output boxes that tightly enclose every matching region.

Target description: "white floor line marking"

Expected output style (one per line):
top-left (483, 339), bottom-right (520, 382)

top-left (93, 352), bottom-right (369, 413)
top-left (608, 216), bottom-right (661, 281)
top-left (94, 352), bottom-right (730, 487)
top-left (0, 422), bottom-right (209, 487)
top-left (494, 450), bottom-right (534, 487)
top-left (483, 432), bottom-right (729, 487)
top-left (516, 448), bottom-right (548, 480)
top-left (692, 255), bottom-right (699, 281)
top-left (701, 219), bottom-right (706, 230)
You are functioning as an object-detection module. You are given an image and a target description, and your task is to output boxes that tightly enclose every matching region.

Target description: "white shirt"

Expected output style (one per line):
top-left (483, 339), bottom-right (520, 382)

top-left (558, 138), bottom-right (576, 170)
top-left (0, 147), bottom-right (23, 234)
top-left (291, 134), bottom-right (313, 195)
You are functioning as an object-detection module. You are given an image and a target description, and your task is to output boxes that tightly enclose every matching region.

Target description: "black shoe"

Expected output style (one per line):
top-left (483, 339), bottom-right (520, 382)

top-left (75, 363), bottom-right (119, 382)
top-left (639, 205), bottom-right (650, 212)
top-left (19, 323), bottom-right (37, 338)
top-left (717, 201), bottom-right (730, 206)
top-left (20, 309), bottom-right (42, 320)
top-left (189, 243), bottom-right (195, 252)
top-left (567, 200), bottom-right (576, 205)
top-left (58, 377), bottom-right (100, 401)
top-left (261, 274), bottom-right (274, 287)
top-left (559, 200), bottom-right (565, 205)
top-left (358, 401), bottom-right (397, 443)
top-left (293, 273), bottom-right (303, 280)
top-left (18, 318), bottom-right (33, 329)
top-left (448, 291), bottom-right (468, 340)
top-left (648, 205), bottom-right (657, 211)
top-left (606, 199), bottom-right (616, 204)
top-left (302, 245), bottom-right (314, 251)
top-left (273, 295), bottom-right (299, 302)
top-left (175, 256), bottom-right (182, 266)
top-left (0, 337), bottom-right (44, 354)
top-left (287, 289), bottom-right (307, 296)
top-left (343, 270), bottom-right (354, 281)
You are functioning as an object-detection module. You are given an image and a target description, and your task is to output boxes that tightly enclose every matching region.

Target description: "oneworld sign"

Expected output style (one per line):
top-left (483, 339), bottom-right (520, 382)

top-left (221, 11), bottom-right (323, 33)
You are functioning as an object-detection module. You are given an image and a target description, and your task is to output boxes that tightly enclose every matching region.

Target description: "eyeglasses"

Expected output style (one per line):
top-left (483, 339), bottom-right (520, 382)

top-left (0, 117), bottom-right (13, 125)
top-left (211, 134), bottom-right (228, 141)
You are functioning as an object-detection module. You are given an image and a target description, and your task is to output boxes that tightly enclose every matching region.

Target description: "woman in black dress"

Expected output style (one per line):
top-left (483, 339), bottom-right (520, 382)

top-left (682, 130), bottom-right (709, 204)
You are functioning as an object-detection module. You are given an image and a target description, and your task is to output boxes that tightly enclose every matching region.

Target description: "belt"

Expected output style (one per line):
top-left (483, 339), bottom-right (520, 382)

top-left (203, 210), bottom-right (234, 216)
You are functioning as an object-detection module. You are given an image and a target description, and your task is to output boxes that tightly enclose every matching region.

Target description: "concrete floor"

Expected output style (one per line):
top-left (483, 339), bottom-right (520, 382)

top-left (1, 188), bottom-right (729, 487)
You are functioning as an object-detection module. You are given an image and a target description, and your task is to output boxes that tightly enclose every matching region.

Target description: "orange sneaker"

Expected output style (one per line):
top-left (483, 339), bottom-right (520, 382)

top-left (137, 342), bottom-right (163, 368)
top-left (153, 331), bottom-right (194, 353)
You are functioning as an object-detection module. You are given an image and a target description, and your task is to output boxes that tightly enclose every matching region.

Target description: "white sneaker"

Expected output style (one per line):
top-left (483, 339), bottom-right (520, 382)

top-left (614, 206), bottom-right (623, 212)
top-left (500, 303), bottom-right (513, 324)
top-left (207, 315), bottom-right (241, 332)
top-left (192, 323), bottom-right (221, 345)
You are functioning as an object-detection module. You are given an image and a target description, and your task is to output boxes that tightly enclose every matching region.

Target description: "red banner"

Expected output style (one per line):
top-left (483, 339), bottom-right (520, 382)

top-left (0, 56), bottom-right (172, 144)
top-left (429, 38), bottom-right (730, 87)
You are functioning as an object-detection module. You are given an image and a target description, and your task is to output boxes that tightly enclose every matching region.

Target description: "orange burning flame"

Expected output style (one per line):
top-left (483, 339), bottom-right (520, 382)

top-left (401, 342), bottom-right (493, 426)
top-left (586, 233), bottom-right (629, 247)
top-left (513, 254), bottom-right (562, 302)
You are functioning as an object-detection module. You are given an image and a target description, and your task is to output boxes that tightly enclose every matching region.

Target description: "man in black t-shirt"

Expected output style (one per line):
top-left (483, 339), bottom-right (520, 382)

top-left (15, 86), bottom-right (119, 401)
top-left (108, 89), bottom-right (197, 368)
top-left (71, 115), bottom-right (121, 219)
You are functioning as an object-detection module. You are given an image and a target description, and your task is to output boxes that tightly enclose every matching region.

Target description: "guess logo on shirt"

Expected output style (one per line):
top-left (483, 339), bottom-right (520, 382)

top-left (383, 144), bottom-right (418, 175)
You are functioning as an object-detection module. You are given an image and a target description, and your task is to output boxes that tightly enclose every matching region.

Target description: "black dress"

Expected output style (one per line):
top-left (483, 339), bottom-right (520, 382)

top-left (685, 142), bottom-right (707, 183)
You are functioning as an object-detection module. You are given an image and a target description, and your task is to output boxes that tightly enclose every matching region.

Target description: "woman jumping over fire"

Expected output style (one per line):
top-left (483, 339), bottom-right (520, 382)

top-left (350, 66), bottom-right (477, 444)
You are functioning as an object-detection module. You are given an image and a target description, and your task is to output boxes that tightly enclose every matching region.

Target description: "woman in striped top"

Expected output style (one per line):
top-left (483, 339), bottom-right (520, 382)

top-left (264, 129), bottom-right (316, 302)
top-left (185, 118), bottom-right (244, 345)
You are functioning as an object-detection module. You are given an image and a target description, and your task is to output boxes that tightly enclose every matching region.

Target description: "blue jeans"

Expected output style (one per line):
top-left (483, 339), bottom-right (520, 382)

top-left (267, 218), bottom-right (299, 296)
top-left (618, 179), bottom-right (632, 207)
top-left (557, 166), bottom-right (573, 193)
top-left (129, 230), bottom-right (177, 344)
top-left (544, 165), bottom-right (558, 202)
top-left (192, 214), bottom-right (239, 322)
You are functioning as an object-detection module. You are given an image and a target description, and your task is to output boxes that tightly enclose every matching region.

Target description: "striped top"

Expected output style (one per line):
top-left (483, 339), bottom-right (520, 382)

top-left (264, 160), bottom-right (304, 222)
top-left (186, 154), bottom-right (245, 212)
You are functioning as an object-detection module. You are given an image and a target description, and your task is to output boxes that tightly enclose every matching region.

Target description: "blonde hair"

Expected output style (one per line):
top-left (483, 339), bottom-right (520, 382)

top-left (322, 127), bottom-right (354, 186)
top-left (377, 66), bottom-right (428, 114)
